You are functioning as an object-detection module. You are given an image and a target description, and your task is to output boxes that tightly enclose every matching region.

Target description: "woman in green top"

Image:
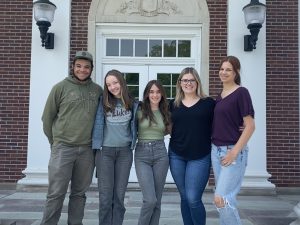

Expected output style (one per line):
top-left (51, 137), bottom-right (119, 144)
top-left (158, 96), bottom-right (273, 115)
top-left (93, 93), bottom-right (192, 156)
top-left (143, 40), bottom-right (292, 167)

top-left (135, 80), bottom-right (171, 225)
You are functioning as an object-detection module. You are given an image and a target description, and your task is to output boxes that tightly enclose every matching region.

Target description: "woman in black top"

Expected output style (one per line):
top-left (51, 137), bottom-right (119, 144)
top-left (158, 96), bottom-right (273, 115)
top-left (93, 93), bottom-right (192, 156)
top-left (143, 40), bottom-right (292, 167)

top-left (169, 67), bottom-right (215, 225)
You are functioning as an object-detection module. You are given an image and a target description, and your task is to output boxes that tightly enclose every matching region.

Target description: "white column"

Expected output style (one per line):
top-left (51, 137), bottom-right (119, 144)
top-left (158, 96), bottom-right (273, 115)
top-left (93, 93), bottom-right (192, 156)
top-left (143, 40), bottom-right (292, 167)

top-left (227, 0), bottom-right (275, 189)
top-left (18, 0), bottom-right (71, 187)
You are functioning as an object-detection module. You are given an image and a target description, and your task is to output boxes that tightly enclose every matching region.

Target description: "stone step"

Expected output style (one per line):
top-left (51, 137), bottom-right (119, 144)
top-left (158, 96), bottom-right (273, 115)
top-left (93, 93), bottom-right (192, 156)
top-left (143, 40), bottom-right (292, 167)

top-left (0, 220), bottom-right (16, 225)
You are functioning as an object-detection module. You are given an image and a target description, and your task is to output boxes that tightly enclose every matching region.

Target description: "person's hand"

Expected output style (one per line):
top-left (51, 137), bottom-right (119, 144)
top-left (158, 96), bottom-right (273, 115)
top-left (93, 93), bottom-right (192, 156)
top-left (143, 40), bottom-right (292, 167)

top-left (221, 150), bottom-right (237, 166)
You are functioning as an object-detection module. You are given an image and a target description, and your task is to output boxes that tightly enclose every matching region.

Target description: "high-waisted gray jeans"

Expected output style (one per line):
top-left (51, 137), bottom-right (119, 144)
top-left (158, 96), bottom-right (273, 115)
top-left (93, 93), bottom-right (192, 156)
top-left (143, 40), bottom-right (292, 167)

top-left (134, 140), bottom-right (169, 225)
top-left (95, 146), bottom-right (133, 225)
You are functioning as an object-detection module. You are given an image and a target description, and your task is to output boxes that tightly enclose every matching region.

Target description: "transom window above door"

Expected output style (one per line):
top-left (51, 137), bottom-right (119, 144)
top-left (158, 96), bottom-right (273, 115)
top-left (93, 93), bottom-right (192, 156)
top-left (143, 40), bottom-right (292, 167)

top-left (96, 24), bottom-right (204, 94)
top-left (106, 38), bottom-right (191, 58)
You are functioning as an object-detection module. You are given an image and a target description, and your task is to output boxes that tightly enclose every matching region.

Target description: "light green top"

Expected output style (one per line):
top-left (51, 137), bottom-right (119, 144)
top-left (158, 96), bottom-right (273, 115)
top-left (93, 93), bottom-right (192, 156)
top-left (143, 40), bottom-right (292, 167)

top-left (137, 109), bottom-right (165, 140)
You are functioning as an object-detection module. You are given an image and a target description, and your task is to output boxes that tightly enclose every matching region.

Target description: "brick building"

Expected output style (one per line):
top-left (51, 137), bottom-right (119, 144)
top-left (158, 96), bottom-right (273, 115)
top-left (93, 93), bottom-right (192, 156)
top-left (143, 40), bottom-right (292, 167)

top-left (0, 0), bottom-right (299, 191)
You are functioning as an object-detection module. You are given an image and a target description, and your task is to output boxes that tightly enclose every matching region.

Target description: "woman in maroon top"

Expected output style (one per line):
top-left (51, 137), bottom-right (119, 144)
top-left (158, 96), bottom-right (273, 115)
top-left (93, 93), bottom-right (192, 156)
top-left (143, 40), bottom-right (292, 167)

top-left (211, 56), bottom-right (255, 225)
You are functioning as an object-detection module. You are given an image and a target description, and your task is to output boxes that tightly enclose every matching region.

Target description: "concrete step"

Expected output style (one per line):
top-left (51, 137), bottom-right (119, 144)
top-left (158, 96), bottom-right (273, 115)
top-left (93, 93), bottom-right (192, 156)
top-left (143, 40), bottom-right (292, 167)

top-left (0, 220), bottom-right (16, 225)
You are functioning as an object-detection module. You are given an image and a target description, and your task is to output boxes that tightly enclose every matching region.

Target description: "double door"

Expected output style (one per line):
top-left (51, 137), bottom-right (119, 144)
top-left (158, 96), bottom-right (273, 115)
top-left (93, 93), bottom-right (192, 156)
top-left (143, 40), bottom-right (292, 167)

top-left (103, 64), bottom-right (189, 182)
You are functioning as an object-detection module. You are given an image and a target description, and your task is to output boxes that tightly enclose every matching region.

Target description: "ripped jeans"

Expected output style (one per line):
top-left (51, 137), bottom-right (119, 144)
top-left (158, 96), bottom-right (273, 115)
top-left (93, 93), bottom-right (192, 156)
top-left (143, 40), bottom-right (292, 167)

top-left (211, 144), bottom-right (248, 225)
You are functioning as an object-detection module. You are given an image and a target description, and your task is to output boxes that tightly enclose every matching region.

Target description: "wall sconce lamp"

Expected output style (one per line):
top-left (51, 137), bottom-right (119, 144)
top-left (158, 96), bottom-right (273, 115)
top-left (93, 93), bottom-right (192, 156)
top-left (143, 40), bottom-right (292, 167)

top-left (242, 0), bottom-right (266, 51)
top-left (33, 0), bottom-right (57, 49)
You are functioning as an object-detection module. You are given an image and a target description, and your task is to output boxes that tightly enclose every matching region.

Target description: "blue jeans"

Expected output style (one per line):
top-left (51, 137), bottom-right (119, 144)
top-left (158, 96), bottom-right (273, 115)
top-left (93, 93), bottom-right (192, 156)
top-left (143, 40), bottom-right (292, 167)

top-left (135, 140), bottom-right (169, 225)
top-left (169, 150), bottom-right (211, 225)
top-left (95, 146), bottom-right (133, 225)
top-left (211, 144), bottom-right (248, 225)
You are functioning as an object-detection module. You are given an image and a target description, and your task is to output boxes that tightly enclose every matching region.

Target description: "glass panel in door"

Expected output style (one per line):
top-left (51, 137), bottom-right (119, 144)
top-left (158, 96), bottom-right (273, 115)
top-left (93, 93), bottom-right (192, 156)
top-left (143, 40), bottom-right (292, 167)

top-left (103, 65), bottom-right (148, 101)
top-left (149, 65), bottom-right (188, 99)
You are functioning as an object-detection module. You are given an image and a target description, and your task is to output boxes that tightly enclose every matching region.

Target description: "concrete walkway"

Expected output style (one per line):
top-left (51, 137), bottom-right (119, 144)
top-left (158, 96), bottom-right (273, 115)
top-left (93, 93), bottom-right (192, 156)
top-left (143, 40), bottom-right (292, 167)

top-left (0, 184), bottom-right (299, 225)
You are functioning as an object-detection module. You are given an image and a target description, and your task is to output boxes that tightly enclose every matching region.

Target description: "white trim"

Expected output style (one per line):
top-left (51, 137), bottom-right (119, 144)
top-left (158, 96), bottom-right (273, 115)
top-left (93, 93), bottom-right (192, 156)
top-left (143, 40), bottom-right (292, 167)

top-left (95, 23), bottom-right (202, 87)
top-left (96, 23), bottom-right (203, 35)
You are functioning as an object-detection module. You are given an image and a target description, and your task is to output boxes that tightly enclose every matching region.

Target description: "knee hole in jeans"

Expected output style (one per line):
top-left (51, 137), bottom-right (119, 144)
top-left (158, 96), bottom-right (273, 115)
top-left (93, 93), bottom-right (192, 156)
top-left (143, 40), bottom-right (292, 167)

top-left (214, 195), bottom-right (235, 210)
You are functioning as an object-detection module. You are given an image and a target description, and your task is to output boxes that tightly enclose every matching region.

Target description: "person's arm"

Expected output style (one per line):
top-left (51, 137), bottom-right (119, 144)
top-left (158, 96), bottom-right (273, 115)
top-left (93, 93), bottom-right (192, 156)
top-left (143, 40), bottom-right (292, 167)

top-left (222, 115), bottom-right (255, 166)
top-left (41, 86), bottom-right (60, 145)
top-left (166, 99), bottom-right (174, 136)
top-left (92, 97), bottom-right (104, 150)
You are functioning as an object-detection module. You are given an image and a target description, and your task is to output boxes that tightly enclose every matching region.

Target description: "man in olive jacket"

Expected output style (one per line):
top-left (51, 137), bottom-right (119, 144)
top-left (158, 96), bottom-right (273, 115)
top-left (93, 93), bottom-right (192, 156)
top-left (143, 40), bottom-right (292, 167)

top-left (40, 51), bottom-right (103, 225)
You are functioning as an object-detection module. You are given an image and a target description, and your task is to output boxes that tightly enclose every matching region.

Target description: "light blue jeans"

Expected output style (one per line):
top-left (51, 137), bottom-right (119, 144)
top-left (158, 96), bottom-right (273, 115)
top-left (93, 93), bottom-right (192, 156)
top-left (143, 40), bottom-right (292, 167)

top-left (211, 144), bottom-right (248, 225)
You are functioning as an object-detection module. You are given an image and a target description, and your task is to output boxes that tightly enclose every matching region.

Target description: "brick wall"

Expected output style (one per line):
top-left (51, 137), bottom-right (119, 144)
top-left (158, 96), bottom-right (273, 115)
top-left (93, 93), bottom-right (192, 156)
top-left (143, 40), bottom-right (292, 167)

top-left (0, 1), bottom-right (32, 182)
top-left (206, 0), bottom-right (227, 184)
top-left (69, 0), bottom-right (91, 69)
top-left (266, 0), bottom-right (300, 187)
top-left (207, 0), bottom-right (227, 97)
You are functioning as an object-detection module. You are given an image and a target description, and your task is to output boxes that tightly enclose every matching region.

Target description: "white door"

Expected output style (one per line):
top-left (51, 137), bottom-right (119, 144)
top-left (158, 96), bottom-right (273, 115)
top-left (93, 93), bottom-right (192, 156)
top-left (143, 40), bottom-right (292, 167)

top-left (103, 64), bottom-right (190, 182)
top-left (103, 65), bottom-right (148, 100)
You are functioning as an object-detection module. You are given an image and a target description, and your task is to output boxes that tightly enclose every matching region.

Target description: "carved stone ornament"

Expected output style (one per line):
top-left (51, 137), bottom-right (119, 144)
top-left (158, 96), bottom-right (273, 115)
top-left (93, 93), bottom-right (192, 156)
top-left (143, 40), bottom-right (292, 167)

top-left (117, 0), bottom-right (182, 17)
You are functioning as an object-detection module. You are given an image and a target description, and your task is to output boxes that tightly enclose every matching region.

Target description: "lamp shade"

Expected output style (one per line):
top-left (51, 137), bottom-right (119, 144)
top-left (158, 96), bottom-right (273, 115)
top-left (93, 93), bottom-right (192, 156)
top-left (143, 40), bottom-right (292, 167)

top-left (33, 0), bottom-right (56, 23)
top-left (243, 1), bottom-right (266, 25)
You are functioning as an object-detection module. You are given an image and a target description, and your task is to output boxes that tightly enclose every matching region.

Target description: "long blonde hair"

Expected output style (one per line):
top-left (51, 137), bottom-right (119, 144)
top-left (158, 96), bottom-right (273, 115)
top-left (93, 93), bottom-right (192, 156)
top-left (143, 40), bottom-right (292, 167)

top-left (174, 67), bottom-right (206, 107)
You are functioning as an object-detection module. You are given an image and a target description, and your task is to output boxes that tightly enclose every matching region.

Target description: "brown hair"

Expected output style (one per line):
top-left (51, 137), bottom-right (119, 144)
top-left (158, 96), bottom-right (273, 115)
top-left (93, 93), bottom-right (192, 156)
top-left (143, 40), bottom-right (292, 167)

top-left (103, 69), bottom-right (133, 112)
top-left (219, 55), bottom-right (241, 85)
